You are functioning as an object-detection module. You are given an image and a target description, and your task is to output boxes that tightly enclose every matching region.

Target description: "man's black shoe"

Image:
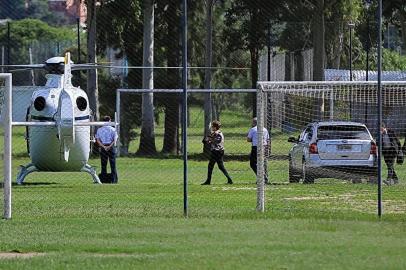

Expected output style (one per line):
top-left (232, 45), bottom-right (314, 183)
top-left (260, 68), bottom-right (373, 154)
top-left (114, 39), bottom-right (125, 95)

top-left (227, 179), bottom-right (233, 184)
top-left (201, 181), bottom-right (210, 185)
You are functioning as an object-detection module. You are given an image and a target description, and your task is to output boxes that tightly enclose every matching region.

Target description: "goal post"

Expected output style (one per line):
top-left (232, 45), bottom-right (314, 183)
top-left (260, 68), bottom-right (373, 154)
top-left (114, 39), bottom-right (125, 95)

top-left (257, 80), bottom-right (406, 213)
top-left (256, 87), bottom-right (265, 212)
top-left (2, 73), bottom-right (12, 219)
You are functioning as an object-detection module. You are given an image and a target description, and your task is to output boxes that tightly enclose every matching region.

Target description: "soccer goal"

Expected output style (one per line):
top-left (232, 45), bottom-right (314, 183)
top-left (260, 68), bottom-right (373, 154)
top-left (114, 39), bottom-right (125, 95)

top-left (256, 81), bottom-right (406, 211)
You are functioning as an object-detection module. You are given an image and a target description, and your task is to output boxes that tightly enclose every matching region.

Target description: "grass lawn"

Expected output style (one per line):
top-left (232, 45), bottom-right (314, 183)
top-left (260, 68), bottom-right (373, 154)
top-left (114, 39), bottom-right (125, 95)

top-left (1, 108), bottom-right (406, 269)
top-left (1, 156), bottom-right (406, 269)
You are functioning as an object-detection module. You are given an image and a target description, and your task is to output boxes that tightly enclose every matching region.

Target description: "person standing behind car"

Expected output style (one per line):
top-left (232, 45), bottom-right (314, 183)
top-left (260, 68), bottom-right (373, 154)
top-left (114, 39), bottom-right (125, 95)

top-left (381, 124), bottom-right (401, 185)
top-left (201, 120), bottom-right (233, 185)
top-left (96, 115), bottom-right (118, 183)
top-left (247, 117), bottom-right (270, 184)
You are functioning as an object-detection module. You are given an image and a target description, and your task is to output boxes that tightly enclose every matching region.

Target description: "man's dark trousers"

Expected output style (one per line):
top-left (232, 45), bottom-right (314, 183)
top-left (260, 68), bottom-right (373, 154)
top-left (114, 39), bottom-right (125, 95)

top-left (250, 146), bottom-right (268, 183)
top-left (100, 146), bottom-right (118, 183)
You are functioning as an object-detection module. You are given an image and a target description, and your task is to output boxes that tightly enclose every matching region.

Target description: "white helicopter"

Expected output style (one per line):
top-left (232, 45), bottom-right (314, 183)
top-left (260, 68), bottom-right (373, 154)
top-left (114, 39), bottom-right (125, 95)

top-left (2, 52), bottom-right (117, 185)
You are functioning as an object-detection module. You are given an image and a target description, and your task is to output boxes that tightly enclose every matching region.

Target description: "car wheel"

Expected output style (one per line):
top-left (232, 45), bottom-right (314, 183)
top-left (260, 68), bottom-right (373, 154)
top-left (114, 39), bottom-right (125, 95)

top-left (289, 159), bottom-right (300, 183)
top-left (351, 178), bottom-right (362, 184)
top-left (302, 160), bottom-right (314, 184)
top-left (367, 176), bottom-right (378, 184)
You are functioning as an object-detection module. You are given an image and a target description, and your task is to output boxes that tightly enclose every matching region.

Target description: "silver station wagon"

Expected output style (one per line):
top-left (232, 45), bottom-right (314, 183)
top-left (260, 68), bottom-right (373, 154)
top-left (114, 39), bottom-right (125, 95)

top-left (288, 121), bottom-right (377, 183)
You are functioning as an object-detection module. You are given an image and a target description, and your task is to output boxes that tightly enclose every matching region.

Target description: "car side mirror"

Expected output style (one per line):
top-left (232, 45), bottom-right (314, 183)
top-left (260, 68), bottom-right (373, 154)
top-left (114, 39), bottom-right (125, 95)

top-left (288, 136), bottom-right (298, 143)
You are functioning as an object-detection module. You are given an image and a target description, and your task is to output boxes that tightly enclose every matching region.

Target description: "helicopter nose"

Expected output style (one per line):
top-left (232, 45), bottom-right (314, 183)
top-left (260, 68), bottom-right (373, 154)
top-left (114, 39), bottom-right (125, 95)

top-left (57, 90), bottom-right (75, 162)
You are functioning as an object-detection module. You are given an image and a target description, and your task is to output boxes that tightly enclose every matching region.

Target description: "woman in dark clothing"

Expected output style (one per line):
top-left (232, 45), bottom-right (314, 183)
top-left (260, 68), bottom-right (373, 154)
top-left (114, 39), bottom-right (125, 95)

top-left (381, 125), bottom-right (402, 185)
top-left (201, 121), bottom-right (233, 185)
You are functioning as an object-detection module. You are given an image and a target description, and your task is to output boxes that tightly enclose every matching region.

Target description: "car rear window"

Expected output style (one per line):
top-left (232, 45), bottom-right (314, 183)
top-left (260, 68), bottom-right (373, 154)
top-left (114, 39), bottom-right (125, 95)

top-left (317, 125), bottom-right (371, 140)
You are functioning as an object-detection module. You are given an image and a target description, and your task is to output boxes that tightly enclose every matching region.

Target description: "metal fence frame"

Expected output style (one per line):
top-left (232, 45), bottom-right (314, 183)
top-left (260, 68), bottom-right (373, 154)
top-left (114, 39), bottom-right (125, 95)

top-left (115, 88), bottom-right (256, 156)
top-left (115, 88), bottom-right (258, 215)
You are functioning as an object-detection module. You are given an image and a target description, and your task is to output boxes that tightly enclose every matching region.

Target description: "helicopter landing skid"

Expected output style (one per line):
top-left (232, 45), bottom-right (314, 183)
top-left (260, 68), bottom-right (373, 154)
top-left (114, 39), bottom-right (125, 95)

top-left (81, 164), bottom-right (101, 184)
top-left (16, 163), bottom-right (38, 185)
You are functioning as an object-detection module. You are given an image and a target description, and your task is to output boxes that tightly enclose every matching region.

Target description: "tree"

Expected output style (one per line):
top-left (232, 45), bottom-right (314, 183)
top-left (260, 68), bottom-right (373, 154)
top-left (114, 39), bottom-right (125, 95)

top-left (97, 0), bottom-right (143, 155)
top-left (326, 0), bottom-right (361, 70)
top-left (0, 0), bottom-right (65, 25)
top-left (281, 0), bottom-right (328, 80)
top-left (137, 0), bottom-right (157, 155)
top-left (0, 19), bottom-right (75, 84)
top-left (279, 0), bottom-right (361, 72)
top-left (0, 0), bottom-right (26, 20)
top-left (86, 0), bottom-right (100, 120)
top-left (312, 0), bottom-right (326, 81)
top-left (384, 0), bottom-right (406, 51)
top-left (224, 0), bottom-right (275, 116)
top-left (26, 0), bottom-right (53, 21)
top-left (202, 0), bottom-right (216, 156)
top-left (158, 0), bottom-right (181, 154)
top-left (0, 19), bottom-right (74, 46)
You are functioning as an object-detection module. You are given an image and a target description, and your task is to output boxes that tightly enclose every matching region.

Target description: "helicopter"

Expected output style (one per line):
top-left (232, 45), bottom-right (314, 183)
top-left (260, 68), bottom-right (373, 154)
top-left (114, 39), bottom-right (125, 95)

top-left (1, 52), bottom-right (117, 185)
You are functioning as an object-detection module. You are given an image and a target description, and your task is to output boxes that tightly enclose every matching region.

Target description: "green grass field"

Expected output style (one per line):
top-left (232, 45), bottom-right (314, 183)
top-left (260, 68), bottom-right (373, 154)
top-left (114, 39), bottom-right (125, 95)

top-left (2, 108), bottom-right (406, 269)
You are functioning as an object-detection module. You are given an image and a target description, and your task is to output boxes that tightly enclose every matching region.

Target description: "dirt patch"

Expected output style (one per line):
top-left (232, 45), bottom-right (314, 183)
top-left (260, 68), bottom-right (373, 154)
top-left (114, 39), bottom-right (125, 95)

top-left (0, 251), bottom-right (44, 259)
top-left (284, 195), bottom-right (338, 201)
top-left (283, 193), bottom-right (406, 214)
top-left (218, 187), bottom-right (257, 191)
top-left (89, 253), bottom-right (166, 259)
top-left (284, 193), bottom-right (359, 201)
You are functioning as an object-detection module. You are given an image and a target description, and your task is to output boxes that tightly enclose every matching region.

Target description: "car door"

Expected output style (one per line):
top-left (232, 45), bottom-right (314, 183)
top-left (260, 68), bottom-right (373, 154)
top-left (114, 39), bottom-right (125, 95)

top-left (291, 125), bottom-right (312, 170)
top-left (300, 126), bottom-right (314, 164)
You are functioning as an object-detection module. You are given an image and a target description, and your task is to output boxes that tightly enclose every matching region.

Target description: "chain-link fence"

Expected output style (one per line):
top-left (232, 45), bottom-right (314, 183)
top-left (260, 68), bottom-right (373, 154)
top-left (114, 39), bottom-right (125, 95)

top-left (2, 1), bottom-right (406, 220)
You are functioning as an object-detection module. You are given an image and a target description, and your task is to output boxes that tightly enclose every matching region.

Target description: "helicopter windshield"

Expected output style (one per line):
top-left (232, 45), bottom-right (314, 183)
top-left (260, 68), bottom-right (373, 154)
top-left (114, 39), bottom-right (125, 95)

top-left (45, 74), bottom-right (63, 88)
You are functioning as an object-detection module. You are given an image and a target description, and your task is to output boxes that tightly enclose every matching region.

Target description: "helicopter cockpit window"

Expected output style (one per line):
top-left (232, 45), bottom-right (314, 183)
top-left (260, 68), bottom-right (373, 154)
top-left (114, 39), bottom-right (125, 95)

top-left (76, 97), bottom-right (87, 111)
top-left (34, 96), bottom-right (46, 111)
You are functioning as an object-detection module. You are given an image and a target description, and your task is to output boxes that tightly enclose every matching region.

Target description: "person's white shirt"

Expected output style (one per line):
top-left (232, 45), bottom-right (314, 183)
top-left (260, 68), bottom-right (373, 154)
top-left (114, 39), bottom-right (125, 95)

top-left (247, 126), bottom-right (269, 146)
top-left (95, 126), bottom-right (118, 145)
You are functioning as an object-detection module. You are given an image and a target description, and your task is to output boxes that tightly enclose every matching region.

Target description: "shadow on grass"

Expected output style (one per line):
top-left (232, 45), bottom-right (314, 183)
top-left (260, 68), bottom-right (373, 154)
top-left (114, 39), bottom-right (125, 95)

top-left (89, 153), bottom-right (289, 161)
top-left (9, 182), bottom-right (59, 187)
top-left (11, 153), bottom-right (30, 159)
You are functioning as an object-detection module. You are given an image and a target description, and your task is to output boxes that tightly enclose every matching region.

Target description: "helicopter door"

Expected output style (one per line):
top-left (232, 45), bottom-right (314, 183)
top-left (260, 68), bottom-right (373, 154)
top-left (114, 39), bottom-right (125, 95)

top-left (89, 111), bottom-right (97, 155)
top-left (25, 107), bottom-right (31, 155)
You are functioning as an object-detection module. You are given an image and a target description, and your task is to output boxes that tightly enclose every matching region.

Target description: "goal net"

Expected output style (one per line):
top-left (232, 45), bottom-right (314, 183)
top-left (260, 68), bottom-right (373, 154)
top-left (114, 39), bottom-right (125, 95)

top-left (257, 81), bottom-right (406, 187)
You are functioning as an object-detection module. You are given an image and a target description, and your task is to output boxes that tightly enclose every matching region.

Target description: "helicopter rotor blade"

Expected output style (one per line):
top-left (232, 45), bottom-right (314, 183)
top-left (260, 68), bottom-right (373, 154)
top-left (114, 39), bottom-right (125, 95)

top-left (2, 68), bottom-right (41, 72)
top-left (71, 64), bottom-right (101, 71)
top-left (0, 64), bottom-right (45, 69)
top-left (71, 64), bottom-right (250, 70)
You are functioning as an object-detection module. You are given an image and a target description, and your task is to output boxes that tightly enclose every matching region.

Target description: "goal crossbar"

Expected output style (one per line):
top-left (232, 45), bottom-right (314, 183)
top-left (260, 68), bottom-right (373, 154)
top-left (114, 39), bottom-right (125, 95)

top-left (256, 80), bottom-right (406, 215)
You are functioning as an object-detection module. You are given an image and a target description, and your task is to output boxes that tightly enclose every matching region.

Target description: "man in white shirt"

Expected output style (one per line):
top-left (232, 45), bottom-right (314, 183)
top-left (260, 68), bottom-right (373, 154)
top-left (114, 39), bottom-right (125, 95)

top-left (95, 115), bottom-right (118, 183)
top-left (247, 117), bottom-right (270, 184)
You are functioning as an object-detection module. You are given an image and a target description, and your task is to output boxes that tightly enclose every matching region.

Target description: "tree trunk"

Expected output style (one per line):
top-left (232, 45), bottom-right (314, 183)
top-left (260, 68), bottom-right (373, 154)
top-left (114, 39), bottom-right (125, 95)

top-left (250, 47), bottom-right (259, 117)
top-left (86, 0), bottom-right (99, 120)
top-left (162, 98), bottom-right (180, 154)
top-left (312, 0), bottom-right (325, 121)
top-left (399, 10), bottom-right (406, 52)
top-left (331, 23), bottom-right (344, 69)
top-left (162, 2), bottom-right (180, 154)
top-left (312, 0), bottom-right (325, 81)
top-left (137, 0), bottom-right (157, 155)
top-left (203, 0), bottom-right (214, 156)
top-left (294, 50), bottom-right (304, 81)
